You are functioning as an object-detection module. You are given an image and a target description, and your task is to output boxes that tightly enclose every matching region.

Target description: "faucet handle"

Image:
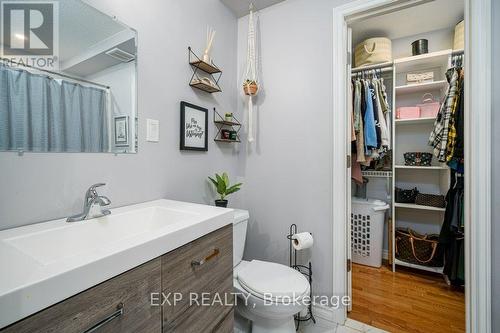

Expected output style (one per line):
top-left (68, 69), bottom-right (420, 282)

top-left (86, 183), bottom-right (106, 200)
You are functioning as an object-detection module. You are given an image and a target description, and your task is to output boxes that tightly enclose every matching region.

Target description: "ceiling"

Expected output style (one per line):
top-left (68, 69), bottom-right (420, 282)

top-left (351, 0), bottom-right (464, 46)
top-left (220, 0), bottom-right (287, 17)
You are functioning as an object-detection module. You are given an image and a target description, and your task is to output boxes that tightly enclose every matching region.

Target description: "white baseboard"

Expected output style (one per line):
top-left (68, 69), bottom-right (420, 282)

top-left (311, 303), bottom-right (344, 326)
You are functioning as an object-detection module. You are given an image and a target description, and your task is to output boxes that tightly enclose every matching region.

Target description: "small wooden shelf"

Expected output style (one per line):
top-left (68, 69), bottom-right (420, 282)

top-left (189, 60), bottom-right (221, 74)
top-left (395, 258), bottom-right (444, 274)
top-left (189, 82), bottom-right (221, 93)
top-left (394, 49), bottom-right (452, 73)
top-left (395, 165), bottom-right (448, 170)
top-left (214, 120), bottom-right (240, 126)
top-left (188, 47), bottom-right (222, 94)
top-left (395, 80), bottom-right (447, 94)
top-left (214, 138), bottom-right (241, 143)
top-left (395, 202), bottom-right (445, 212)
top-left (396, 117), bottom-right (436, 125)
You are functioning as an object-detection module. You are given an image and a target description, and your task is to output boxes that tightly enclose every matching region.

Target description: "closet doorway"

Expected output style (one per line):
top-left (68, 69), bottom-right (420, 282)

top-left (339, 0), bottom-right (481, 332)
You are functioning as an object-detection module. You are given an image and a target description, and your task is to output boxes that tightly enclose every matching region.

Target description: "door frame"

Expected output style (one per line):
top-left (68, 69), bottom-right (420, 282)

top-left (331, 0), bottom-right (492, 332)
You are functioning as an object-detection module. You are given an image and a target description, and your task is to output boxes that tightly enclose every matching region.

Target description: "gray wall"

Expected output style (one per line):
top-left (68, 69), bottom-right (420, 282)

top-left (491, 0), bottom-right (499, 330)
top-left (236, 0), bottom-right (350, 298)
top-left (0, 0), bottom-right (241, 230)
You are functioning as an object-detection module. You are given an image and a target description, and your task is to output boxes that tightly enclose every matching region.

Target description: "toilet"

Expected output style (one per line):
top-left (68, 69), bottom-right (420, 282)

top-left (232, 210), bottom-right (310, 333)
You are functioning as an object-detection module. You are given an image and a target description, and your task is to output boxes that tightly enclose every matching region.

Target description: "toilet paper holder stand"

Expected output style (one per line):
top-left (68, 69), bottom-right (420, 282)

top-left (286, 224), bottom-right (316, 327)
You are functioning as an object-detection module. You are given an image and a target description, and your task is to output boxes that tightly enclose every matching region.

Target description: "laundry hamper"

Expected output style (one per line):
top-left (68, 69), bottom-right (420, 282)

top-left (351, 198), bottom-right (390, 268)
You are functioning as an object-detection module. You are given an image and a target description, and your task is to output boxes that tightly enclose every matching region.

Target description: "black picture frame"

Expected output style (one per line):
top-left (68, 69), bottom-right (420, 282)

top-left (180, 101), bottom-right (208, 151)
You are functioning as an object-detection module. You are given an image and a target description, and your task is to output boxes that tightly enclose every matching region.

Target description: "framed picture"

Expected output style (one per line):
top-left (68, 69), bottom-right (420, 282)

top-left (180, 101), bottom-right (208, 151)
top-left (114, 116), bottom-right (129, 147)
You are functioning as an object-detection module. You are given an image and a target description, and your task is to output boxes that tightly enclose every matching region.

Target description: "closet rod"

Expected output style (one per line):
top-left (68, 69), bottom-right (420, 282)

top-left (351, 62), bottom-right (394, 74)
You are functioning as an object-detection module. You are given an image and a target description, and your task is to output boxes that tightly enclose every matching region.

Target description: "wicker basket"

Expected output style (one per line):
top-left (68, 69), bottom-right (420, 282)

top-left (415, 193), bottom-right (446, 208)
top-left (453, 20), bottom-right (464, 51)
top-left (396, 228), bottom-right (443, 267)
top-left (354, 37), bottom-right (392, 68)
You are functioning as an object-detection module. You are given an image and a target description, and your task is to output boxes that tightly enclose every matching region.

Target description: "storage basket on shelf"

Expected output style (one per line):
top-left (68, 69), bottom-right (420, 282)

top-left (415, 193), bottom-right (446, 208)
top-left (351, 198), bottom-right (390, 268)
top-left (354, 37), bottom-right (392, 68)
top-left (417, 93), bottom-right (441, 118)
top-left (395, 187), bottom-right (419, 203)
top-left (396, 228), bottom-right (444, 267)
top-left (396, 106), bottom-right (420, 119)
top-left (404, 152), bottom-right (432, 166)
top-left (454, 20), bottom-right (464, 51)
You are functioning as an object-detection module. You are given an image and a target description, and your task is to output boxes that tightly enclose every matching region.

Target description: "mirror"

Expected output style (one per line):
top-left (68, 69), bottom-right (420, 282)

top-left (0, 0), bottom-right (137, 153)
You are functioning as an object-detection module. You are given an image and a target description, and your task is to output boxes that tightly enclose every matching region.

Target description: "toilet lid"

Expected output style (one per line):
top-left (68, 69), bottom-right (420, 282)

top-left (236, 260), bottom-right (310, 302)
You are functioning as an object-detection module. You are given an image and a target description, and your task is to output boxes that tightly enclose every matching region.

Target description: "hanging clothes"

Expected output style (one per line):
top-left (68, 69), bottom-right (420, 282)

top-left (350, 72), bottom-right (392, 168)
top-left (439, 173), bottom-right (465, 286)
top-left (429, 68), bottom-right (460, 162)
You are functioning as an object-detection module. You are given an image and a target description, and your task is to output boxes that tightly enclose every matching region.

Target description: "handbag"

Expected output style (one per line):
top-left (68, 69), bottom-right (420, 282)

top-left (396, 228), bottom-right (443, 267)
top-left (404, 152), bottom-right (432, 166)
top-left (395, 187), bottom-right (419, 203)
top-left (354, 37), bottom-right (392, 68)
top-left (415, 193), bottom-right (446, 208)
top-left (417, 93), bottom-right (440, 118)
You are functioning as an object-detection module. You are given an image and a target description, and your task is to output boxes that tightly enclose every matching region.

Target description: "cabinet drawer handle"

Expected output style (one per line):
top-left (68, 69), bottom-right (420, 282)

top-left (83, 302), bottom-right (124, 333)
top-left (191, 248), bottom-right (220, 267)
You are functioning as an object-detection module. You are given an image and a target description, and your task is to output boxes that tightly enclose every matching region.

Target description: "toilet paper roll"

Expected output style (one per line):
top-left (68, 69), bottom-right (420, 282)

top-left (292, 232), bottom-right (314, 250)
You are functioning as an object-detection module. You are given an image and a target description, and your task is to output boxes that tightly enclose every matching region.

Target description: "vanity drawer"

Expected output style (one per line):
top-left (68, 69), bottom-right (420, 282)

top-left (2, 258), bottom-right (161, 333)
top-left (161, 224), bottom-right (233, 329)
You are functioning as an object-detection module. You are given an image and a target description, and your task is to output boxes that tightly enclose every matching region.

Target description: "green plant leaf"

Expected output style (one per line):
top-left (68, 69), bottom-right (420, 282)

top-left (222, 172), bottom-right (229, 187)
top-left (208, 176), bottom-right (218, 188)
top-left (225, 183), bottom-right (242, 196)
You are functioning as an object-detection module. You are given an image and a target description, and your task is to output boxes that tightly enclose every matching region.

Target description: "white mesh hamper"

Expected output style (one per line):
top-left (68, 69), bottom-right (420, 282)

top-left (351, 198), bottom-right (390, 268)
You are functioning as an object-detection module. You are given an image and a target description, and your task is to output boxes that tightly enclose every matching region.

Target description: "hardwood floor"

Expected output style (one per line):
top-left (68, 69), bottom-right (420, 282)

top-left (348, 263), bottom-right (465, 333)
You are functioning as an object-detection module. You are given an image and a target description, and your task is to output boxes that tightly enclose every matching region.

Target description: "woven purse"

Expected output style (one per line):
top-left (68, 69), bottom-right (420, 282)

top-left (415, 193), bottom-right (446, 208)
top-left (395, 187), bottom-right (419, 204)
top-left (396, 228), bottom-right (443, 267)
top-left (404, 152), bottom-right (432, 166)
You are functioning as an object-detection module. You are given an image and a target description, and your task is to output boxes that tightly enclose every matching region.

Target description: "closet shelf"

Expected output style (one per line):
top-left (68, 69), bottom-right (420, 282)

top-left (395, 165), bottom-right (448, 170)
top-left (395, 117), bottom-right (436, 125)
top-left (395, 80), bottom-right (447, 94)
top-left (395, 258), bottom-right (444, 274)
top-left (394, 49), bottom-right (452, 73)
top-left (395, 203), bottom-right (445, 212)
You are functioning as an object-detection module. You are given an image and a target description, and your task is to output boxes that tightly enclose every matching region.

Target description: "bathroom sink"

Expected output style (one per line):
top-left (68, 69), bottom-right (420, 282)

top-left (0, 199), bottom-right (233, 329)
top-left (4, 206), bottom-right (199, 265)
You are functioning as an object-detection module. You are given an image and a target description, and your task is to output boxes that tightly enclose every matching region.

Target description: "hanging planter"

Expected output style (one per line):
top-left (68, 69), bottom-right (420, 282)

top-left (243, 80), bottom-right (259, 96)
top-left (242, 3), bottom-right (260, 142)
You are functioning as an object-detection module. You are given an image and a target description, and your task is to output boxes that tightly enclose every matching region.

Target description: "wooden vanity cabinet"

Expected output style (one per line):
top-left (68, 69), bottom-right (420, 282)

top-left (1, 225), bottom-right (233, 333)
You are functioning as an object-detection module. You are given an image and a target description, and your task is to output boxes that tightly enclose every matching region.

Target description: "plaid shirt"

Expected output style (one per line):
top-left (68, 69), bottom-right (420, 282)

top-left (445, 77), bottom-right (462, 161)
top-left (429, 68), bottom-right (459, 162)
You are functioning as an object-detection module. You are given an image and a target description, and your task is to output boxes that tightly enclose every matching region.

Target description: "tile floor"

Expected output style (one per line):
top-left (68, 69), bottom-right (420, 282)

top-left (298, 318), bottom-right (388, 333)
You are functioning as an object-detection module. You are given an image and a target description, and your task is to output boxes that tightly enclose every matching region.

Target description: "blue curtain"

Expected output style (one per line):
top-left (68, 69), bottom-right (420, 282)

top-left (0, 64), bottom-right (109, 152)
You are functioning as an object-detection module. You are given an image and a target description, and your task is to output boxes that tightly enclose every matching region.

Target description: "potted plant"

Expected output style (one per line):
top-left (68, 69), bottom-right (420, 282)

top-left (243, 79), bottom-right (259, 96)
top-left (208, 172), bottom-right (242, 207)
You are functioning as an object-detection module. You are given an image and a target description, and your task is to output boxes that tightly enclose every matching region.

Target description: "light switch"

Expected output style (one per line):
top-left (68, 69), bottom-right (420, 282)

top-left (146, 119), bottom-right (159, 142)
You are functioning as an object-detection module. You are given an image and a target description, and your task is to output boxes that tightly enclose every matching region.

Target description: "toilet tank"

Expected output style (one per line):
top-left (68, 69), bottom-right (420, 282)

top-left (232, 209), bottom-right (249, 268)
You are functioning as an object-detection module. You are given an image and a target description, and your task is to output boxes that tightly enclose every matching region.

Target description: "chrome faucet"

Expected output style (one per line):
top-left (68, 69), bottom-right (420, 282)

top-left (67, 183), bottom-right (111, 222)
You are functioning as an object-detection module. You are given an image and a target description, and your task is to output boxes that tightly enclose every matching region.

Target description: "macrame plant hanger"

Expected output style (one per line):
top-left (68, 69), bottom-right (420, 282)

top-left (243, 3), bottom-right (259, 143)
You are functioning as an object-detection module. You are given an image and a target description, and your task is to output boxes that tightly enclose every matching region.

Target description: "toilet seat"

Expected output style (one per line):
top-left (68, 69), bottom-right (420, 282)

top-left (236, 260), bottom-right (310, 303)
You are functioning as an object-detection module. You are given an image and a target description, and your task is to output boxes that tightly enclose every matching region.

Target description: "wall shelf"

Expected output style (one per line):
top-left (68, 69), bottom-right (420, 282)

top-left (188, 47), bottom-right (222, 94)
top-left (213, 108), bottom-right (241, 143)
top-left (395, 202), bottom-right (445, 212)
top-left (395, 80), bottom-right (447, 95)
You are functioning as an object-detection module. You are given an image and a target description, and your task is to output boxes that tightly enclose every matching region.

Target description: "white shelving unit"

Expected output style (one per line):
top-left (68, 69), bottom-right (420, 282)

top-left (390, 49), bottom-right (452, 273)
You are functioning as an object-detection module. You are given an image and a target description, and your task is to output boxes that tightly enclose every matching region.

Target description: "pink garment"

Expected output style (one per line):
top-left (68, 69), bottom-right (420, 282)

top-left (351, 153), bottom-right (364, 184)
